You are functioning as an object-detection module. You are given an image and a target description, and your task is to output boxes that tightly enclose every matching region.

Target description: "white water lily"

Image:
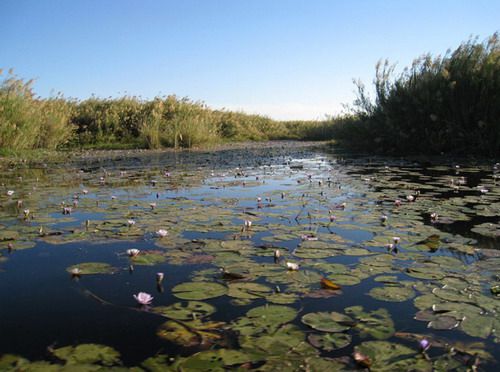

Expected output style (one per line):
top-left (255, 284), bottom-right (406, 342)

top-left (6, 190), bottom-right (14, 196)
top-left (274, 249), bottom-right (281, 259)
top-left (157, 229), bottom-right (168, 237)
top-left (126, 249), bottom-right (140, 257)
top-left (393, 236), bottom-right (401, 244)
top-left (156, 272), bottom-right (164, 283)
top-left (380, 215), bottom-right (388, 223)
top-left (301, 234), bottom-right (318, 241)
top-left (394, 199), bottom-right (402, 206)
top-left (150, 202), bottom-right (157, 210)
top-left (70, 267), bottom-right (81, 276)
top-left (127, 219), bottom-right (136, 226)
top-left (133, 292), bottom-right (153, 305)
top-left (244, 220), bottom-right (252, 229)
top-left (82, 189), bottom-right (89, 194)
top-left (286, 262), bottom-right (299, 271)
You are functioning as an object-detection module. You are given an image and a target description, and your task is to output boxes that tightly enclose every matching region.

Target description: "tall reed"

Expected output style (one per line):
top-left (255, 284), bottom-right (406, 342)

top-left (332, 33), bottom-right (500, 156)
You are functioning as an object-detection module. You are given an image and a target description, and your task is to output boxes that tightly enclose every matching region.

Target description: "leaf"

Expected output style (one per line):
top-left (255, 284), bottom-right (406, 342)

top-left (153, 301), bottom-right (216, 320)
top-left (320, 277), bottom-right (341, 290)
top-left (227, 282), bottom-right (273, 299)
top-left (65, 262), bottom-right (116, 275)
top-left (51, 344), bottom-right (121, 366)
top-left (355, 341), bottom-right (428, 372)
top-left (345, 306), bottom-right (395, 339)
top-left (157, 319), bottom-right (225, 347)
top-left (368, 286), bottom-right (415, 302)
top-left (301, 312), bottom-right (353, 332)
top-left (308, 333), bottom-right (352, 351)
top-left (172, 281), bottom-right (227, 300)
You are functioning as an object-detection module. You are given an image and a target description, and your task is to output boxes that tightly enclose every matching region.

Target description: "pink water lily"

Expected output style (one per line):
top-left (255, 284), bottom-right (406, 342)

top-left (133, 292), bottom-right (153, 305)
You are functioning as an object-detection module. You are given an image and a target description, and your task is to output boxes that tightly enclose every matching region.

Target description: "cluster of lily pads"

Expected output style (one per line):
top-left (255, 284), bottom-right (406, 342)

top-left (0, 148), bottom-right (499, 370)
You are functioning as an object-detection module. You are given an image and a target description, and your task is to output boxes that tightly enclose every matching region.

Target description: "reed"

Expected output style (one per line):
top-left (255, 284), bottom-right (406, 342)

top-left (332, 33), bottom-right (500, 156)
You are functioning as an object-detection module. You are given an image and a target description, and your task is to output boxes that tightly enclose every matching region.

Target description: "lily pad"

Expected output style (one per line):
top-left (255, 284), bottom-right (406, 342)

top-left (51, 344), bottom-right (121, 366)
top-left (227, 282), bottom-right (273, 299)
top-left (153, 301), bottom-right (216, 320)
top-left (172, 281), bottom-right (228, 300)
top-left (308, 333), bottom-right (352, 351)
top-left (157, 319), bottom-right (225, 347)
top-left (301, 312), bottom-right (353, 332)
top-left (65, 262), bottom-right (116, 275)
top-left (368, 286), bottom-right (415, 302)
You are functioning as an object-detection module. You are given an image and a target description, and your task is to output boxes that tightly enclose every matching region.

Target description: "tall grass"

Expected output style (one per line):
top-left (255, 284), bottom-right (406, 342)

top-left (332, 33), bottom-right (500, 156)
top-left (0, 70), bottom-right (305, 151)
top-left (0, 70), bottom-right (74, 150)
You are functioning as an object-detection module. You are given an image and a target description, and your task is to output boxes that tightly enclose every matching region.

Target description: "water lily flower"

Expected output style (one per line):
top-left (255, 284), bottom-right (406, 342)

top-left (70, 267), bottom-right (81, 277)
top-left (6, 190), bottom-right (14, 196)
top-left (156, 272), bottom-right (164, 283)
top-left (150, 202), bottom-right (157, 210)
top-left (393, 237), bottom-right (401, 244)
top-left (353, 351), bottom-right (372, 368)
top-left (244, 220), bottom-right (252, 229)
top-left (127, 219), bottom-right (136, 226)
top-left (406, 195), bottom-right (415, 202)
top-left (430, 212), bottom-right (438, 221)
top-left (274, 249), bottom-right (281, 259)
top-left (301, 234), bottom-right (318, 241)
top-left (257, 197), bottom-right (262, 202)
top-left (17, 200), bottom-right (23, 208)
top-left (380, 215), bottom-right (388, 223)
top-left (157, 229), bottom-right (168, 238)
top-left (62, 207), bottom-right (72, 215)
top-left (133, 292), bottom-right (153, 305)
top-left (386, 243), bottom-right (395, 251)
top-left (23, 209), bottom-right (30, 218)
top-left (126, 249), bottom-right (140, 257)
top-left (286, 262), bottom-right (300, 271)
top-left (111, 195), bottom-right (117, 200)
top-left (329, 215), bottom-right (336, 222)
top-left (82, 189), bottom-right (89, 194)
top-left (419, 338), bottom-right (431, 352)
top-left (394, 199), bottom-right (402, 206)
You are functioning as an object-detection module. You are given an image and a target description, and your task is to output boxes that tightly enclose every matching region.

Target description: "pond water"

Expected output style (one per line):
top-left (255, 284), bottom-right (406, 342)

top-left (0, 143), bottom-right (499, 371)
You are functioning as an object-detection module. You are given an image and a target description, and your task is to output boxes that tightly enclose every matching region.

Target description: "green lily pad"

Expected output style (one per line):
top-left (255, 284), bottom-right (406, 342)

top-left (51, 344), bottom-right (121, 366)
top-left (172, 281), bottom-right (228, 300)
top-left (428, 316), bottom-right (460, 330)
top-left (355, 341), bottom-right (428, 371)
top-left (153, 301), bottom-right (216, 320)
top-left (301, 312), bottom-right (353, 332)
top-left (368, 286), bottom-right (415, 302)
top-left (157, 319), bottom-right (225, 347)
top-left (131, 251), bottom-right (167, 266)
top-left (308, 332), bottom-right (352, 351)
top-left (65, 262), bottom-right (116, 275)
top-left (246, 305), bottom-right (297, 329)
top-left (345, 306), bottom-right (395, 339)
top-left (227, 282), bottom-right (273, 299)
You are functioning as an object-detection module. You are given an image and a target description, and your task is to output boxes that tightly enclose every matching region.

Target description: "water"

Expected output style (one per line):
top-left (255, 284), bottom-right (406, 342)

top-left (0, 143), bottom-right (498, 370)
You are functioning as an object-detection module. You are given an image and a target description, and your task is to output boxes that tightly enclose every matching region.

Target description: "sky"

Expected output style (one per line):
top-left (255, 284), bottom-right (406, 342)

top-left (1, 0), bottom-right (499, 120)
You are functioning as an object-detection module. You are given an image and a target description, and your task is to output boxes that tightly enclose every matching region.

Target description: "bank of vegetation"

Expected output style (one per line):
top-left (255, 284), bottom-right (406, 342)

top-left (330, 33), bottom-right (500, 156)
top-left (1, 33), bottom-right (498, 156)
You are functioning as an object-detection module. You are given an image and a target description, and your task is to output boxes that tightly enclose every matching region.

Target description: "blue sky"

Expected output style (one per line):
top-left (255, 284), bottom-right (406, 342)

top-left (1, 0), bottom-right (499, 120)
